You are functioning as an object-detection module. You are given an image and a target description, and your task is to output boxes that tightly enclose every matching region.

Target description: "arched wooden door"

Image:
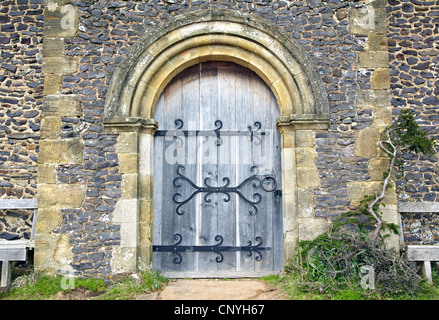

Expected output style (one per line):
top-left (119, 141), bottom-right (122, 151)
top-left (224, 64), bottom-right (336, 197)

top-left (152, 62), bottom-right (283, 277)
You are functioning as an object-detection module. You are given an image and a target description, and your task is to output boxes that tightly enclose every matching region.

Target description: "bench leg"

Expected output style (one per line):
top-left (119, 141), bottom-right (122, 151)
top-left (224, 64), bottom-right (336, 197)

top-left (1, 261), bottom-right (12, 288)
top-left (422, 261), bottom-right (433, 285)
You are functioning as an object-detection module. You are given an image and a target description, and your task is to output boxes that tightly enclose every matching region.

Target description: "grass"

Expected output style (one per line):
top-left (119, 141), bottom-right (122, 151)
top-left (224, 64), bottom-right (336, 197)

top-left (276, 262), bottom-right (439, 300)
top-left (0, 269), bottom-right (168, 300)
top-left (2, 264), bottom-right (439, 300)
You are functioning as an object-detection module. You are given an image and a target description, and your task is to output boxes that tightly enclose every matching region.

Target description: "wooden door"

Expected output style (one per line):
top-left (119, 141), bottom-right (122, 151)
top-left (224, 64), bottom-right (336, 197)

top-left (152, 62), bottom-right (283, 277)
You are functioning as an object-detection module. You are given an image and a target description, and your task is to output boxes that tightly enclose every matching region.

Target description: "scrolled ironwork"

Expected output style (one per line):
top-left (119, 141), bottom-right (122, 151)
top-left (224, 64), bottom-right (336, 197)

top-left (172, 165), bottom-right (276, 216)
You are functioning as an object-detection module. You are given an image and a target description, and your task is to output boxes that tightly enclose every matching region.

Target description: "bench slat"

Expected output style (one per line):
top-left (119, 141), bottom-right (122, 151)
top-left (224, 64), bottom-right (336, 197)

top-left (0, 199), bottom-right (37, 209)
top-left (0, 248), bottom-right (27, 261)
top-left (407, 245), bottom-right (439, 261)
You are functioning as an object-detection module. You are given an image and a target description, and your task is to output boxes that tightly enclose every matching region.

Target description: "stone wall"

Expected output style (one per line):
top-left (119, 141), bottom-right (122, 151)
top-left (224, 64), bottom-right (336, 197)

top-left (387, 1), bottom-right (439, 203)
top-left (33, 0), bottom-right (401, 277)
top-left (386, 1), bottom-right (439, 245)
top-left (0, 0), bottom-right (44, 240)
top-left (402, 212), bottom-right (439, 245)
top-left (0, 0), bottom-right (435, 277)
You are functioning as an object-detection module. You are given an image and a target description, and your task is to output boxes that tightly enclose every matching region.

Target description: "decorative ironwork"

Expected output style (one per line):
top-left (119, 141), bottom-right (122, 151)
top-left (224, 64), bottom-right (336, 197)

top-left (154, 119), bottom-right (267, 146)
top-left (173, 165), bottom-right (276, 216)
top-left (153, 234), bottom-right (271, 264)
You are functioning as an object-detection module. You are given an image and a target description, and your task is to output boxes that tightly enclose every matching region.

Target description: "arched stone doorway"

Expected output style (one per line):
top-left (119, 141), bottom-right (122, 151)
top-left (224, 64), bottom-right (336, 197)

top-left (103, 9), bottom-right (329, 274)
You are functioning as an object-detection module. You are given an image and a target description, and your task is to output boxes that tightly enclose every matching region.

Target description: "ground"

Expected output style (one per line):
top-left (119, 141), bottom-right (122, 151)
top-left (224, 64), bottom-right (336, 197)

top-left (147, 279), bottom-right (286, 300)
top-left (52, 279), bottom-right (286, 300)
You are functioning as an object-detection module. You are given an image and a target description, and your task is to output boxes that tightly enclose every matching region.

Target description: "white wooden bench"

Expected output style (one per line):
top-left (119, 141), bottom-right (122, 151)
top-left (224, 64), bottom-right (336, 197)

top-left (0, 199), bottom-right (37, 289)
top-left (407, 245), bottom-right (439, 285)
top-left (399, 202), bottom-right (439, 285)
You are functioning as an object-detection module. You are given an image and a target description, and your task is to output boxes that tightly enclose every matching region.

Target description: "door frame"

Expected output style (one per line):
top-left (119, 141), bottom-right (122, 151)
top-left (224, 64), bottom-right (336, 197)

top-left (103, 9), bottom-right (329, 274)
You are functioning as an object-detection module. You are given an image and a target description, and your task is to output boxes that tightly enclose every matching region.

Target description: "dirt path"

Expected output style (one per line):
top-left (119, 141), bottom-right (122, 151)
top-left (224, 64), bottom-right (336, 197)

top-left (137, 279), bottom-right (286, 300)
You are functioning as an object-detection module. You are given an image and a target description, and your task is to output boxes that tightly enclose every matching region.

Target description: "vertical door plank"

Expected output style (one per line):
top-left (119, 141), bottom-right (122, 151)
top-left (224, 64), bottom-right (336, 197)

top-left (179, 65), bottom-right (201, 272)
top-left (160, 73), bottom-right (183, 272)
top-left (152, 93), bottom-right (164, 272)
top-left (235, 66), bottom-right (256, 272)
top-left (252, 75), bottom-right (273, 271)
top-left (199, 63), bottom-right (219, 272)
top-left (217, 62), bottom-right (237, 271)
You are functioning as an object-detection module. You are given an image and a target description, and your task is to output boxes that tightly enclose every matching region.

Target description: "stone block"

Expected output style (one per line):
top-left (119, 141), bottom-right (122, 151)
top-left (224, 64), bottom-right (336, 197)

top-left (298, 188), bottom-right (315, 218)
top-left (295, 130), bottom-right (315, 147)
top-left (374, 106), bottom-right (392, 128)
top-left (349, 5), bottom-right (386, 35)
top-left (119, 222), bottom-right (138, 247)
top-left (356, 90), bottom-right (391, 109)
top-left (43, 95), bottom-right (81, 116)
top-left (119, 153), bottom-right (138, 174)
top-left (139, 222), bottom-right (152, 246)
top-left (368, 158), bottom-right (390, 181)
top-left (44, 4), bottom-right (78, 38)
top-left (53, 233), bottom-right (74, 267)
top-left (112, 199), bottom-right (139, 224)
top-left (140, 199), bottom-right (153, 224)
top-left (43, 38), bottom-right (65, 57)
top-left (139, 132), bottom-right (154, 176)
top-left (122, 173), bottom-right (139, 199)
top-left (37, 163), bottom-right (57, 184)
top-left (34, 234), bottom-right (60, 275)
top-left (43, 57), bottom-right (78, 74)
top-left (43, 74), bottom-right (62, 95)
top-left (372, 68), bottom-right (390, 90)
top-left (296, 147), bottom-right (316, 167)
top-left (40, 116), bottom-right (61, 139)
top-left (357, 51), bottom-right (389, 68)
top-left (281, 148), bottom-right (296, 172)
top-left (349, 5), bottom-right (376, 34)
top-left (35, 208), bottom-right (62, 233)
top-left (139, 174), bottom-right (153, 200)
top-left (282, 193), bottom-right (297, 221)
top-left (298, 217), bottom-right (329, 241)
top-left (111, 247), bottom-right (137, 274)
top-left (37, 184), bottom-right (87, 208)
top-left (367, 34), bottom-right (388, 52)
top-left (116, 132), bottom-right (139, 154)
top-left (297, 167), bottom-right (320, 188)
top-left (38, 139), bottom-right (83, 164)
top-left (279, 127), bottom-right (295, 149)
top-left (355, 126), bottom-right (380, 158)
top-left (380, 205), bottom-right (402, 251)
top-left (137, 245), bottom-right (153, 271)
top-left (283, 231), bottom-right (298, 261)
top-left (347, 181), bottom-right (396, 206)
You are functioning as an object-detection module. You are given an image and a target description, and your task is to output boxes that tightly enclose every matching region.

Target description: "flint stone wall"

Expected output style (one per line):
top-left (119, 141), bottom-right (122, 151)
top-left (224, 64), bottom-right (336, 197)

top-left (0, 0), bottom-right (437, 276)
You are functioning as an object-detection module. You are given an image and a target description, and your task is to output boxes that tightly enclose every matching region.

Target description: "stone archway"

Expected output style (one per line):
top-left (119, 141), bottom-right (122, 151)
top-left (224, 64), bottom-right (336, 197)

top-left (103, 9), bottom-right (329, 273)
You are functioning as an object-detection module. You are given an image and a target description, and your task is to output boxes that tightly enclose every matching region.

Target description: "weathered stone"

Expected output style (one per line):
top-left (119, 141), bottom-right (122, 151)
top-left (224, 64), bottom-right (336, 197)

top-left (372, 68), bottom-right (390, 90)
top-left (37, 184), bottom-right (87, 208)
top-left (43, 95), bottom-right (81, 116)
top-left (38, 139), bottom-right (83, 164)
top-left (355, 126), bottom-right (380, 158)
top-left (42, 57), bottom-right (78, 74)
top-left (357, 51), bottom-right (389, 68)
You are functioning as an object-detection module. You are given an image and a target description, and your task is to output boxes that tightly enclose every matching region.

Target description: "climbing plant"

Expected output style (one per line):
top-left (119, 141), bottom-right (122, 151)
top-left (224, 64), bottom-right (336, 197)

top-left (369, 109), bottom-right (436, 244)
